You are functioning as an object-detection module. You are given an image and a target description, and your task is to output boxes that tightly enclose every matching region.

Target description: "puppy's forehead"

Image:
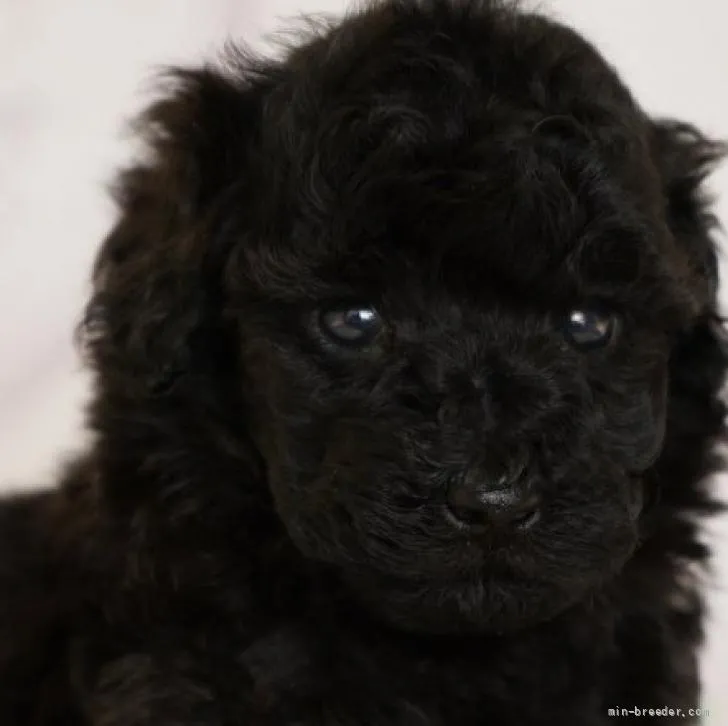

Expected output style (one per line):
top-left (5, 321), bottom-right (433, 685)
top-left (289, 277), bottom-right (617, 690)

top-left (267, 0), bottom-right (653, 183)
top-left (254, 1), bottom-right (666, 306)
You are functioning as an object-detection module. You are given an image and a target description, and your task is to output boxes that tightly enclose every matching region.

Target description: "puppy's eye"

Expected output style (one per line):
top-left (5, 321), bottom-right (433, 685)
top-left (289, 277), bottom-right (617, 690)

top-left (319, 304), bottom-right (383, 346)
top-left (563, 308), bottom-right (618, 350)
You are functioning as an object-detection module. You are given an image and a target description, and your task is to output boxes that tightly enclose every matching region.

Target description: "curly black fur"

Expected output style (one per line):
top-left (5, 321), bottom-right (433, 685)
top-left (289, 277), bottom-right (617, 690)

top-left (1, 1), bottom-right (726, 724)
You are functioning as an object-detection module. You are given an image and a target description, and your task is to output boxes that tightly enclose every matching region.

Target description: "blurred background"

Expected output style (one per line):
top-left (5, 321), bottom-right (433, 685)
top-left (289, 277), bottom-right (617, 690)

top-left (1, 0), bottom-right (726, 720)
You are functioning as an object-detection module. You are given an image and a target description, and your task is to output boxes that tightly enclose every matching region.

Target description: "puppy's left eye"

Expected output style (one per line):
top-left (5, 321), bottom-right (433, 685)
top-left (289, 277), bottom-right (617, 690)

top-left (319, 304), bottom-right (383, 346)
top-left (563, 308), bottom-right (618, 350)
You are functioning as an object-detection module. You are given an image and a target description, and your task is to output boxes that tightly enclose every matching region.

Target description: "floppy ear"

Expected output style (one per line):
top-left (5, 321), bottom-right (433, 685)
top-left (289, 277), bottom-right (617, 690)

top-left (651, 120), bottom-right (725, 313)
top-left (648, 120), bottom-right (728, 519)
top-left (83, 59), bottom-right (272, 397)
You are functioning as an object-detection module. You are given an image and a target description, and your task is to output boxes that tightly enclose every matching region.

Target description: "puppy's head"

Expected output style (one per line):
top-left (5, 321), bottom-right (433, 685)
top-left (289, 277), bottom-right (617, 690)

top-left (86, 0), bottom-right (726, 633)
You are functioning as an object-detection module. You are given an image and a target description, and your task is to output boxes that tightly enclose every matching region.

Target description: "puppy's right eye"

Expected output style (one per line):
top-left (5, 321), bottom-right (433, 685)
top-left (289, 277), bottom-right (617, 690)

top-left (319, 304), bottom-right (383, 346)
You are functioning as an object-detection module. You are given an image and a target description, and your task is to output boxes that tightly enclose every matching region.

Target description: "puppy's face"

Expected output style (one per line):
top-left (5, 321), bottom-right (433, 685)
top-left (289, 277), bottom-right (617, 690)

top-left (242, 271), bottom-right (668, 634)
top-left (225, 12), bottom-right (692, 634)
top-left (92, 3), bottom-right (717, 636)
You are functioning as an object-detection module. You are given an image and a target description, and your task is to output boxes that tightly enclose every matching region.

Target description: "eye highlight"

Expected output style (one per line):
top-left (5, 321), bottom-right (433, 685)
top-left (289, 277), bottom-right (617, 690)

top-left (319, 304), bottom-right (383, 346)
top-left (563, 307), bottom-right (618, 350)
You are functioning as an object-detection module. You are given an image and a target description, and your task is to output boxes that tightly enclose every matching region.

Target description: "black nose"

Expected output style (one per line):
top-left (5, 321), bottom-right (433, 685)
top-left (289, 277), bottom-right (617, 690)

top-left (446, 459), bottom-right (540, 531)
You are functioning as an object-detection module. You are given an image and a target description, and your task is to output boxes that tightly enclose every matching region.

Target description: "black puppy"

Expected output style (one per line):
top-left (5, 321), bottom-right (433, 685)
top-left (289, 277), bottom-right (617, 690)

top-left (1, 1), bottom-right (726, 724)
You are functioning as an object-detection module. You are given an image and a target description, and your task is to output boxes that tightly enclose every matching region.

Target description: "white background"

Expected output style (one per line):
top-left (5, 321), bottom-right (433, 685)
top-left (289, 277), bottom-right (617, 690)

top-left (0, 0), bottom-right (726, 720)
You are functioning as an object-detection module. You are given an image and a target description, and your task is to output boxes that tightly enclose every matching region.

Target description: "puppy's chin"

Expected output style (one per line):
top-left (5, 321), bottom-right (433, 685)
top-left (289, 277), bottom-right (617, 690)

top-left (341, 569), bottom-right (601, 635)
top-left (339, 569), bottom-right (588, 635)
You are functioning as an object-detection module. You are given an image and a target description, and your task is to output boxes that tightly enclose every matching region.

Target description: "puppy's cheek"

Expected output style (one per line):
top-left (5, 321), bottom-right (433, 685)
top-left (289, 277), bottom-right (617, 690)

top-left (641, 371), bottom-right (668, 467)
top-left (264, 460), bottom-right (379, 567)
top-left (535, 494), bottom-right (639, 575)
top-left (269, 486), bottom-right (362, 566)
top-left (601, 374), bottom-right (668, 473)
